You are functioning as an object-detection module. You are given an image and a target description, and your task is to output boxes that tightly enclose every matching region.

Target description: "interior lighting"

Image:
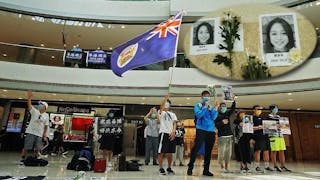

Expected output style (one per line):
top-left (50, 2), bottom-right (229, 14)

top-left (297, 108), bottom-right (301, 110)
top-left (59, 99), bottom-right (64, 101)
top-left (121, 25), bottom-right (125, 29)
top-left (288, 99), bottom-right (293, 101)
top-left (316, 1), bottom-right (320, 5)
top-left (186, 97), bottom-right (190, 100)
top-left (2, 54), bottom-right (7, 57)
top-left (109, 47), bottom-right (113, 50)
top-left (40, 44), bottom-right (45, 47)
top-left (18, 97), bottom-right (23, 99)
top-left (97, 96), bottom-right (101, 99)
top-left (287, 93), bottom-right (292, 96)
top-left (3, 89), bottom-right (8, 92)
top-left (52, 93), bottom-right (56, 96)
top-left (51, 56), bottom-right (55, 59)
top-left (142, 97), bottom-right (146, 100)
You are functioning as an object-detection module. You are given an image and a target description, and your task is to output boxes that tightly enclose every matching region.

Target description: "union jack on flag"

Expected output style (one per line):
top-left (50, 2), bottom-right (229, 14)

top-left (146, 12), bottom-right (182, 40)
top-left (111, 11), bottom-right (183, 77)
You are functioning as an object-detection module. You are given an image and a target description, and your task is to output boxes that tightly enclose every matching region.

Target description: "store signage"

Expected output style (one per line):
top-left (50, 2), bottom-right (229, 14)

top-left (87, 51), bottom-right (107, 64)
top-left (57, 106), bottom-right (91, 114)
top-left (63, 51), bottom-right (87, 63)
top-left (127, 119), bottom-right (144, 125)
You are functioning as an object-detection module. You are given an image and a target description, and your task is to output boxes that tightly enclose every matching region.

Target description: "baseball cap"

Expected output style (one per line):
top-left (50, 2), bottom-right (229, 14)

top-left (39, 101), bottom-right (48, 109)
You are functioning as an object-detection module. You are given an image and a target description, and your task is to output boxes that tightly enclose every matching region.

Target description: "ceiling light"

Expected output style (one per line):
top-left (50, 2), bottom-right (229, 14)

top-left (140, 102), bottom-right (145, 105)
top-left (32, 17), bottom-right (35, 20)
top-left (234, 96), bottom-right (238, 99)
top-left (287, 93), bottom-right (292, 96)
top-left (51, 56), bottom-right (55, 59)
top-left (18, 97), bottom-right (23, 99)
top-left (288, 99), bottom-right (293, 101)
top-left (2, 89), bottom-right (7, 92)
top-left (316, 1), bottom-right (320, 5)
top-left (142, 97), bottom-right (146, 100)
top-left (99, 101), bottom-right (104, 103)
top-left (109, 47), bottom-right (113, 50)
top-left (2, 54), bottom-right (7, 57)
top-left (40, 44), bottom-right (45, 47)
top-left (121, 25), bottom-right (125, 29)
top-left (297, 108), bottom-right (301, 111)
top-left (187, 103), bottom-right (190, 105)
top-left (108, 24), bottom-right (112, 28)
top-left (186, 97), bottom-right (190, 100)
top-left (59, 99), bottom-right (64, 101)
top-left (18, 14), bottom-right (22, 18)
top-left (97, 96), bottom-right (101, 99)
top-left (52, 93), bottom-right (56, 96)
top-left (179, 104), bottom-right (182, 106)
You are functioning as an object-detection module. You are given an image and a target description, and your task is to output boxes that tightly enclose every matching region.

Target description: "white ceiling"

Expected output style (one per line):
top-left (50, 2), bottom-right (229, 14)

top-left (0, 3), bottom-right (319, 52)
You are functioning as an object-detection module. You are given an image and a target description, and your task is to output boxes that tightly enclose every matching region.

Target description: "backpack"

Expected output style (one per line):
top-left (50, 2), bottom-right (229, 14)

top-left (194, 103), bottom-right (203, 126)
top-left (24, 156), bottom-right (48, 166)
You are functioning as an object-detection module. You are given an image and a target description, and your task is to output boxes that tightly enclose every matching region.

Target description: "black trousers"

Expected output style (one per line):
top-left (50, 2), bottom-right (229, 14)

top-left (238, 134), bottom-right (252, 164)
top-left (188, 129), bottom-right (215, 172)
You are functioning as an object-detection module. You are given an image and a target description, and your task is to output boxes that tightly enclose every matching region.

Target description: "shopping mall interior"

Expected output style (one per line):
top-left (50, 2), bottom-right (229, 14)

top-left (0, 0), bottom-right (319, 179)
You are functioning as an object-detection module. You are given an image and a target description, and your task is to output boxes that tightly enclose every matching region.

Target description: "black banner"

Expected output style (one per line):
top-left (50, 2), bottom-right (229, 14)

top-left (97, 117), bottom-right (124, 135)
top-left (63, 51), bottom-right (87, 63)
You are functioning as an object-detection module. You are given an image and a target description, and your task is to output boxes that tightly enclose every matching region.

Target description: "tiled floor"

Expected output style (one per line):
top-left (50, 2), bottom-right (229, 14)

top-left (0, 152), bottom-right (319, 179)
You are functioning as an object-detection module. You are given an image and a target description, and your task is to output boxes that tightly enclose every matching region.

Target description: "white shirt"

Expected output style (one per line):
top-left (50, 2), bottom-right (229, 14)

top-left (159, 110), bottom-right (178, 134)
top-left (25, 106), bottom-right (49, 137)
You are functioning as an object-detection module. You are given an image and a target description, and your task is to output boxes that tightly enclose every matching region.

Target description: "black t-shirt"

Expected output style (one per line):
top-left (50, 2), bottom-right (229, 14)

top-left (215, 101), bottom-right (236, 137)
top-left (253, 115), bottom-right (264, 138)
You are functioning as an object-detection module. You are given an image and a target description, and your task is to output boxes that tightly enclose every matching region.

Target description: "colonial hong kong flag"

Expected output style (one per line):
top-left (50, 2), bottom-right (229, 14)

top-left (111, 12), bottom-right (183, 77)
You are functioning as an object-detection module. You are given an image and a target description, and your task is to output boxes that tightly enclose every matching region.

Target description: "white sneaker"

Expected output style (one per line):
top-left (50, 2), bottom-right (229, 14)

top-left (51, 153), bottom-right (57, 156)
top-left (62, 154), bottom-right (67, 158)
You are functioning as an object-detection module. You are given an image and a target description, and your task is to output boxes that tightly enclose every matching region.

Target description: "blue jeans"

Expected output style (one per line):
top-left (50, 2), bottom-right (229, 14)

top-left (145, 136), bottom-right (159, 164)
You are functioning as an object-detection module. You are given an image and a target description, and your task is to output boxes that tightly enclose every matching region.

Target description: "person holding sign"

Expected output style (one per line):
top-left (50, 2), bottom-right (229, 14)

top-left (252, 105), bottom-right (273, 173)
top-left (268, 105), bottom-right (291, 172)
top-left (233, 112), bottom-right (253, 173)
top-left (215, 97), bottom-right (236, 173)
top-left (144, 107), bottom-right (159, 166)
top-left (187, 91), bottom-right (219, 176)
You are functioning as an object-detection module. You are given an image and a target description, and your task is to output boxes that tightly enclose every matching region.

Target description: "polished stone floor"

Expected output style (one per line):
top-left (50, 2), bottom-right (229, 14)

top-left (0, 152), bottom-right (319, 179)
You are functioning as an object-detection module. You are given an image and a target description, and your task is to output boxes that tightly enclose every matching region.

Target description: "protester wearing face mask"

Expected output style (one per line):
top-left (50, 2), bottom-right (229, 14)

top-left (268, 105), bottom-right (291, 172)
top-left (157, 95), bottom-right (178, 175)
top-left (144, 107), bottom-right (160, 166)
top-left (215, 98), bottom-right (236, 173)
top-left (187, 91), bottom-right (219, 176)
top-left (21, 91), bottom-right (49, 164)
top-left (233, 112), bottom-right (253, 173)
top-left (252, 105), bottom-right (272, 173)
top-left (173, 120), bottom-right (185, 166)
top-left (99, 111), bottom-right (117, 168)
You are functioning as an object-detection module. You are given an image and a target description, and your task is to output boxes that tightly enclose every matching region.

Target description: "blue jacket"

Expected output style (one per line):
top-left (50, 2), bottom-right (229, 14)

top-left (194, 102), bottom-right (218, 132)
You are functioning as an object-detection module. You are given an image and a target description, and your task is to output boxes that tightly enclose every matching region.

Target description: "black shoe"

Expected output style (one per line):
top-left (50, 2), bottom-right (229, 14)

top-left (159, 168), bottom-right (166, 175)
top-left (153, 162), bottom-right (159, 166)
top-left (274, 166), bottom-right (282, 172)
top-left (256, 167), bottom-right (264, 173)
top-left (265, 167), bottom-right (274, 171)
top-left (203, 171), bottom-right (214, 176)
top-left (187, 169), bottom-right (192, 176)
top-left (145, 162), bottom-right (149, 165)
top-left (166, 167), bottom-right (175, 175)
top-left (19, 159), bottom-right (24, 165)
top-left (281, 166), bottom-right (291, 172)
top-left (179, 162), bottom-right (184, 166)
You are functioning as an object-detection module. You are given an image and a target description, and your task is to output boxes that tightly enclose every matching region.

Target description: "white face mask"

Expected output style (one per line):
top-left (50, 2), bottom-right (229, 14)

top-left (164, 102), bottom-right (170, 108)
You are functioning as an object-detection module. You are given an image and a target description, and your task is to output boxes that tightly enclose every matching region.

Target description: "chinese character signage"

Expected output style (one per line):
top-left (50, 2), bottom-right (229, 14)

top-left (63, 51), bottom-right (87, 63)
top-left (97, 117), bottom-right (124, 135)
top-left (87, 51), bottom-right (107, 65)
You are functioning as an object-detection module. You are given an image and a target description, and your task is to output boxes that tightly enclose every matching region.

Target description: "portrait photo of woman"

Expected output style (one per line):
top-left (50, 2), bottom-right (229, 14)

top-left (193, 21), bottom-right (214, 46)
top-left (260, 14), bottom-right (299, 54)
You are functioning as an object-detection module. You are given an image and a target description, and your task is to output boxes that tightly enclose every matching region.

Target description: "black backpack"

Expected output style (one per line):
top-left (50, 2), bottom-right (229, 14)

top-left (24, 156), bottom-right (48, 166)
